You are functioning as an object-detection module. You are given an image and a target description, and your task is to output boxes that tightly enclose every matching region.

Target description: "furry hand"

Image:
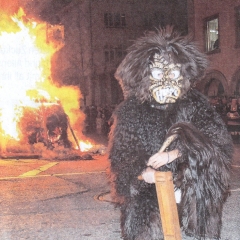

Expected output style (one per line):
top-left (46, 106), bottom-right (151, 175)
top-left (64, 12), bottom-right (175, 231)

top-left (147, 151), bottom-right (169, 169)
top-left (147, 149), bottom-right (180, 169)
top-left (141, 167), bottom-right (156, 184)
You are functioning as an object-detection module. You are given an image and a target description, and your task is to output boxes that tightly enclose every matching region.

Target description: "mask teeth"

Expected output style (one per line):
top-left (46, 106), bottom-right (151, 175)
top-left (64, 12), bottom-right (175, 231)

top-left (152, 86), bottom-right (180, 104)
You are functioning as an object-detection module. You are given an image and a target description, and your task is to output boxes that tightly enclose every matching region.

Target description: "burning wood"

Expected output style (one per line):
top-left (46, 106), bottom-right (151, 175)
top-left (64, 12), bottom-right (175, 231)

top-left (1, 99), bottom-right (91, 160)
top-left (18, 100), bottom-right (72, 149)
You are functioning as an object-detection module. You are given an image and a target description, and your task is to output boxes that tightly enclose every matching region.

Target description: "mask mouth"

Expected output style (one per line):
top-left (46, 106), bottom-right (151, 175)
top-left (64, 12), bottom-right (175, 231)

top-left (150, 85), bottom-right (181, 104)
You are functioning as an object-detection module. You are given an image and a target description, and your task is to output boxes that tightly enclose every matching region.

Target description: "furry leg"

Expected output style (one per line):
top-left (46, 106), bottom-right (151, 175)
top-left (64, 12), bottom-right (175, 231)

top-left (180, 178), bottom-right (222, 239)
top-left (120, 194), bottom-right (164, 240)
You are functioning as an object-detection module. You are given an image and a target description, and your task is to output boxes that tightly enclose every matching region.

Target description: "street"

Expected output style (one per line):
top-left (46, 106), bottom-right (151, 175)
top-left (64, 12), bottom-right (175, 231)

top-left (0, 154), bottom-right (120, 240)
top-left (0, 145), bottom-right (239, 240)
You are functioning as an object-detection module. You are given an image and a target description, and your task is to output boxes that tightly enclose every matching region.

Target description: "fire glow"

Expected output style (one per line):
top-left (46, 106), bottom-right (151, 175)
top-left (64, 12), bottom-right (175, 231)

top-left (0, 8), bottom-right (92, 156)
top-left (79, 140), bottom-right (94, 152)
top-left (0, 9), bottom-right (46, 140)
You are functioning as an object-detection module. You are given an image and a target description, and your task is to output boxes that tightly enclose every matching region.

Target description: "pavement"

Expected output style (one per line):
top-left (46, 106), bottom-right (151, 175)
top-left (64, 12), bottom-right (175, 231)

top-left (0, 136), bottom-right (239, 240)
top-left (0, 153), bottom-right (121, 240)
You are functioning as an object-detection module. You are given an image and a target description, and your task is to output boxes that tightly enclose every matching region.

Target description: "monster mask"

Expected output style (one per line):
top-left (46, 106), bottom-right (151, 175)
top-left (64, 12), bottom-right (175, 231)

top-left (149, 53), bottom-right (183, 104)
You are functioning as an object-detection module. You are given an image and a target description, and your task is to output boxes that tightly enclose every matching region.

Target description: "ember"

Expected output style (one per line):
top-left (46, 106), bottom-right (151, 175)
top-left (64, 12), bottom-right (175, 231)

top-left (0, 7), bottom-right (95, 159)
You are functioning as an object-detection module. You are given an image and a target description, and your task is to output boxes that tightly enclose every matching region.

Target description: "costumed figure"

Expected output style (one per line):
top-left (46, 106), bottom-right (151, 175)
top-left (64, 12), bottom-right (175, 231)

top-left (108, 26), bottom-right (233, 240)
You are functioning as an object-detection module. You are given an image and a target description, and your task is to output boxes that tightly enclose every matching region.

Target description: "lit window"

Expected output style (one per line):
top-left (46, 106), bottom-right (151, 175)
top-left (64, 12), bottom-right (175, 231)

top-left (205, 15), bottom-right (219, 53)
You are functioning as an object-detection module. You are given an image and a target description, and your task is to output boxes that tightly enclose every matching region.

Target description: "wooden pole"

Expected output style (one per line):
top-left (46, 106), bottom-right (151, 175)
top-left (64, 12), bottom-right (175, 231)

top-left (155, 171), bottom-right (182, 240)
top-left (67, 116), bottom-right (81, 151)
top-left (137, 134), bottom-right (181, 239)
top-left (155, 134), bottom-right (181, 239)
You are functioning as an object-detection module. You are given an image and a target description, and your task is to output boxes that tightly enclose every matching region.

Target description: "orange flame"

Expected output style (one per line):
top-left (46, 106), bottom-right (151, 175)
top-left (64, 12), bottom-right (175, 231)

top-left (0, 8), bottom-right (87, 152)
top-left (79, 140), bottom-right (94, 152)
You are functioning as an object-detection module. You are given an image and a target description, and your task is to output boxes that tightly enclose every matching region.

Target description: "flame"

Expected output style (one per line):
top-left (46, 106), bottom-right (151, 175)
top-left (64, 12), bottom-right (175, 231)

top-left (0, 8), bottom-right (88, 153)
top-left (79, 140), bottom-right (94, 152)
top-left (0, 9), bottom-right (47, 140)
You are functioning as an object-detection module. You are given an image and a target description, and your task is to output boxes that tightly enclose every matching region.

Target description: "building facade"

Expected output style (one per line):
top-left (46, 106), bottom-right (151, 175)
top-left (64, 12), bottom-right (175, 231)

top-left (50, 0), bottom-right (188, 107)
top-left (188, 0), bottom-right (240, 99)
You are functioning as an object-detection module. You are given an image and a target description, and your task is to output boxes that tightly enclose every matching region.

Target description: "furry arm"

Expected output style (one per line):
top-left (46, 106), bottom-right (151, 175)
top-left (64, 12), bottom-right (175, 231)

top-left (109, 99), bottom-right (166, 197)
top-left (167, 91), bottom-right (233, 237)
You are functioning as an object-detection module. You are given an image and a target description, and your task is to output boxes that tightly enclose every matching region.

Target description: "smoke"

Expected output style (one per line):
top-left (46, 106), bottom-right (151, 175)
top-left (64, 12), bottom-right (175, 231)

top-left (0, 0), bottom-right (20, 15)
top-left (18, 0), bottom-right (72, 24)
top-left (0, 0), bottom-right (72, 23)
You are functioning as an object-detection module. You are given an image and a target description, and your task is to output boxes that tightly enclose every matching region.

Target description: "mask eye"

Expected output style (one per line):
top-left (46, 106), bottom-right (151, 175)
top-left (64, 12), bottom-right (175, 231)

top-left (169, 69), bottom-right (180, 79)
top-left (151, 68), bottom-right (163, 80)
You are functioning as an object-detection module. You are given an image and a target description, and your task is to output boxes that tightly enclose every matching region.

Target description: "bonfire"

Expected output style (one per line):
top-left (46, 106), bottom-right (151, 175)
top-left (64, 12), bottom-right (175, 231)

top-left (0, 7), bottom-right (97, 160)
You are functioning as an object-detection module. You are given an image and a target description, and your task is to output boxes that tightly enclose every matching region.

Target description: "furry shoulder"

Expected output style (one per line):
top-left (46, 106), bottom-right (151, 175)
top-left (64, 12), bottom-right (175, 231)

top-left (112, 97), bottom-right (140, 122)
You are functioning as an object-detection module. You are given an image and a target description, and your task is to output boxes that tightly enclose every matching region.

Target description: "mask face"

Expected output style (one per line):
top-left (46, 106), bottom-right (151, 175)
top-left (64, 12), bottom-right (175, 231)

top-left (149, 53), bottom-right (183, 104)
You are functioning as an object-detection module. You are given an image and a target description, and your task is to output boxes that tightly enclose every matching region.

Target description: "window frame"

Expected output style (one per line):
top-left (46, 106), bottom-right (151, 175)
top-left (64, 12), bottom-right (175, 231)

top-left (104, 44), bottom-right (126, 63)
top-left (104, 12), bottom-right (126, 28)
top-left (204, 14), bottom-right (220, 54)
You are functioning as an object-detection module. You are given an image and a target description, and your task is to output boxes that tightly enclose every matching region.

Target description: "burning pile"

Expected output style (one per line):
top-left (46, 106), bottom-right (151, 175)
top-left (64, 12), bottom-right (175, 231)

top-left (0, 7), bottom-right (95, 160)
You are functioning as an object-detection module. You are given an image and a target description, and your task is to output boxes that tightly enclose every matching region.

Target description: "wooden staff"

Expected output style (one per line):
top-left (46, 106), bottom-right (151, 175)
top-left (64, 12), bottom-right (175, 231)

top-left (155, 171), bottom-right (181, 240)
top-left (66, 115), bottom-right (81, 151)
top-left (138, 134), bottom-right (182, 240)
top-left (58, 101), bottom-right (81, 151)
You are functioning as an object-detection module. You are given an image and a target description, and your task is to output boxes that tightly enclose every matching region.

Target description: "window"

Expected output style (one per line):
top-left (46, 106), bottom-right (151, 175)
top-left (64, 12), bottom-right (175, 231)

top-left (121, 14), bottom-right (126, 27)
top-left (104, 45), bottom-right (126, 63)
top-left (205, 78), bottom-right (224, 97)
top-left (46, 24), bottom-right (65, 47)
top-left (235, 6), bottom-right (240, 48)
top-left (104, 13), bottom-right (113, 27)
top-left (104, 13), bottom-right (126, 28)
top-left (204, 15), bottom-right (219, 53)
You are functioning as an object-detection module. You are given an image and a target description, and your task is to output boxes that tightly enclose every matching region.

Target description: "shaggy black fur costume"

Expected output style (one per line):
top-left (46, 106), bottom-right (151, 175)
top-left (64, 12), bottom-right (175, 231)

top-left (108, 27), bottom-right (233, 240)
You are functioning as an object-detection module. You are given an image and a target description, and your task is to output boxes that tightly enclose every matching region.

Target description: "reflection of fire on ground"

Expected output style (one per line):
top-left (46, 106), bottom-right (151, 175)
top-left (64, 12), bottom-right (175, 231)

top-left (0, 7), bottom-right (103, 160)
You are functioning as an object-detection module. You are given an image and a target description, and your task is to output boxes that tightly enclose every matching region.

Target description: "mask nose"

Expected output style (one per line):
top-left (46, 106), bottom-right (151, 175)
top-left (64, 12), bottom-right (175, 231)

top-left (160, 50), bottom-right (172, 63)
